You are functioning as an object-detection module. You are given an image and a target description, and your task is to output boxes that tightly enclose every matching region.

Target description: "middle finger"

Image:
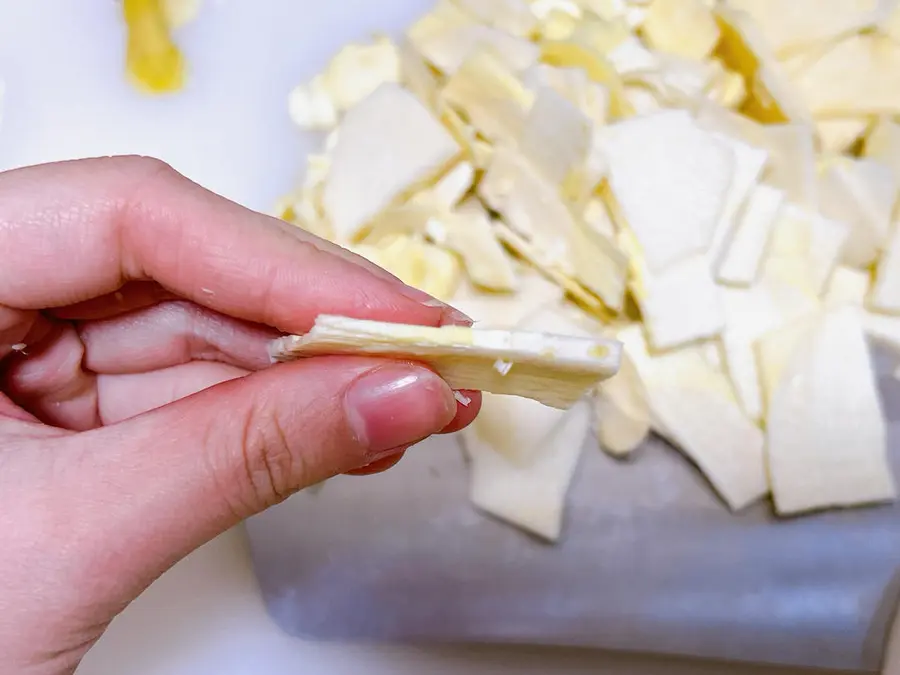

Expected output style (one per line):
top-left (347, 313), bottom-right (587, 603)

top-left (78, 300), bottom-right (278, 374)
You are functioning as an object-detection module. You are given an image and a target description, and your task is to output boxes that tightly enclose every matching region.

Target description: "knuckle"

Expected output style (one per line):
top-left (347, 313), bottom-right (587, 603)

top-left (114, 156), bottom-right (190, 277)
top-left (219, 396), bottom-right (303, 517)
top-left (117, 155), bottom-right (181, 185)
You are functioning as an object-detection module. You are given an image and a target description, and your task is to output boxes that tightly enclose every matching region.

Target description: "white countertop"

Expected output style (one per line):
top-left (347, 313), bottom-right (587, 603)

top-left (1, 2), bottom-right (897, 673)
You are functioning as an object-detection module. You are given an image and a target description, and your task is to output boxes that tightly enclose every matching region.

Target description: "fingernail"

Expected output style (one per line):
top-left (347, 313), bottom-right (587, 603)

top-left (445, 307), bottom-right (474, 326)
top-left (345, 365), bottom-right (457, 458)
top-left (396, 286), bottom-right (473, 326)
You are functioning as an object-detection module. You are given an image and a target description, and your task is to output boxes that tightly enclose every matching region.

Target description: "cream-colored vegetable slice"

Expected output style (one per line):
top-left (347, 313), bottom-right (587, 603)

top-left (622, 84), bottom-right (662, 115)
top-left (454, 0), bottom-right (538, 37)
top-left (624, 3), bottom-right (648, 27)
top-left (269, 315), bottom-right (622, 409)
top-left (464, 266), bottom-right (589, 466)
top-left (755, 310), bottom-right (822, 411)
top-left (705, 132), bottom-right (768, 261)
top-left (615, 325), bottom-right (717, 434)
top-left (776, 210), bottom-right (851, 295)
top-left (824, 264), bottom-right (869, 307)
top-left (567, 11), bottom-right (631, 54)
top-left (593, 352), bottom-right (650, 457)
top-left (278, 193), bottom-right (333, 241)
top-left (640, 0), bottom-right (719, 61)
top-left (450, 269), bottom-right (563, 327)
top-left (531, 0), bottom-right (582, 21)
top-left (439, 201), bottom-right (519, 292)
top-left (518, 86), bottom-right (592, 186)
top-left (493, 221), bottom-right (609, 316)
top-left (397, 39), bottom-right (442, 110)
top-left (720, 286), bottom-right (778, 421)
top-left (652, 376), bottom-right (768, 511)
top-left (606, 35), bottom-right (660, 74)
top-left (818, 157), bottom-right (896, 268)
top-left (408, 0), bottom-right (469, 39)
top-left (764, 202), bottom-right (850, 296)
top-left (721, 282), bottom-right (816, 420)
top-left (582, 197), bottom-right (617, 238)
top-left (791, 33), bottom-right (900, 118)
top-left (619, 327), bottom-right (767, 510)
top-left (322, 84), bottom-right (460, 242)
top-left (468, 292), bottom-right (594, 431)
top-left (439, 104), bottom-right (480, 157)
top-left (761, 253), bottom-right (820, 302)
top-left (417, 22), bottom-right (540, 75)
top-left (518, 300), bottom-right (596, 336)
top-left (537, 22), bottom-right (632, 109)
top-left (580, 0), bottom-right (629, 21)
top-left (696, 108), bottom-right (816, 207)
top-left (362, 196), bottom-right (440, 242)
top-left (622, 70), bottom-right (692, 110)
top-left (288, 75), bottom-right (338, 130)
top-left (351, 235), bottom-right (462, 301)
top-left (442, 48), bottom-right (535, 143)
top-left (726, 0), bottom-right (881, 58)
top-left (716, 184), bottom-right (785, 286)
top-left (693, 98), bottom-right (766, 146)
top-left (883, 0), bottom-right (900, 42)
top-left (430, 161), bottom-right (475, 209)
top-left (479, 147), bottom-right (576, 255)
top-left (764, 307), bottom-right (896, 515)
top-left (569, 219), bottom-right (629, 312)
top-left (651, 54), bottom-right (720, 99)
top-left (750, 56), bottom-right (814, 124)
top-left (471, 139), bottom-right (494, 170)
top-left (523, 64), bottom-right (611, 125)
top-left (638, 254), bottom-right (726, 350)
top-left (468, 392), bottom-right (569, 465)
top-left (406, 0), bottom-right (473, 72)
top-left (535, 6), bottom-right (579, 40)
top-left (864, 116), bottom-right (900, 181)
top-left (871, 223), bottom-right (900, 315)
top-left (714, 5), bottom-right (810, 124)
top-left (821, 267), bottom-right (900, 356)
top-left (464, 398), bottom-right (591, 541)
top-left (758, 123), bottom-right (818, 208)
top-left (574, 128), bottom-right (610, 198)
top-left (280, 152), bottom-right (331, 216)
top-left (322, 37), bottom-right (402, 111)
top-left (461, 308), bottom-right (590, 519)
top-left (416, 240), bottom-right (463, 301)
top-left (599, 110), bottom-right (735, 272)
top-left (705, 61), bottom-right (747, 109)
top-left (816, 118), bottom-right (870, 155)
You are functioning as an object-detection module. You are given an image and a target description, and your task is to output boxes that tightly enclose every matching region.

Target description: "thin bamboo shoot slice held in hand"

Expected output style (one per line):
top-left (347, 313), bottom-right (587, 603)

top-left (269, 315), bottom-right (622, 409)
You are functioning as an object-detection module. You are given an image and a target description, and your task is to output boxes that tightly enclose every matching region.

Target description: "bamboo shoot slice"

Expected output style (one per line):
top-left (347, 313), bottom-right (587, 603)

top-left (269, 315), bottom-right (622, 409)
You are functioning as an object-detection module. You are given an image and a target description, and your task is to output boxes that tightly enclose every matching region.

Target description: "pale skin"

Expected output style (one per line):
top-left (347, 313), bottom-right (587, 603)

top-left (0, 156), bottom-right (482, 674)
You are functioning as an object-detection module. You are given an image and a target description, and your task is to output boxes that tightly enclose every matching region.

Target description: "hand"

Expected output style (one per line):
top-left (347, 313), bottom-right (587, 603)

top-left (0, 157), bottom-right (481, 674)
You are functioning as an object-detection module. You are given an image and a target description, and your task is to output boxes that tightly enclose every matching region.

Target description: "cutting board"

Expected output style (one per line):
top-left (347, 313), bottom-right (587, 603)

top-left (247, 349), bottom-right (900, 672)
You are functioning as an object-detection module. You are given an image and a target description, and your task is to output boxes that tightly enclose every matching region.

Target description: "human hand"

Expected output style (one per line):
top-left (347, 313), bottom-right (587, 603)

top-left (0, 157), bottom-right (480, 674)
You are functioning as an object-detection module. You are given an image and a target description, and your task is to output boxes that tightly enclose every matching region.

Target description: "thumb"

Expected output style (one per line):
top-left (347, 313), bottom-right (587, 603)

top-left (61, 357), bottom-right (456, 593)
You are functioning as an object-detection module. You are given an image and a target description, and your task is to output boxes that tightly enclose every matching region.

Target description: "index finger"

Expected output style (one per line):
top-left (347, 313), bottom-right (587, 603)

top-left (0, 156), bottom-right (465, 333)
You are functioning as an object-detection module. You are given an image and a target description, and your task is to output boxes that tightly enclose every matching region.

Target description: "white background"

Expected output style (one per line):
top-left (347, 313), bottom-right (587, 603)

top-left (0, 1), bottom-right (892, 673)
